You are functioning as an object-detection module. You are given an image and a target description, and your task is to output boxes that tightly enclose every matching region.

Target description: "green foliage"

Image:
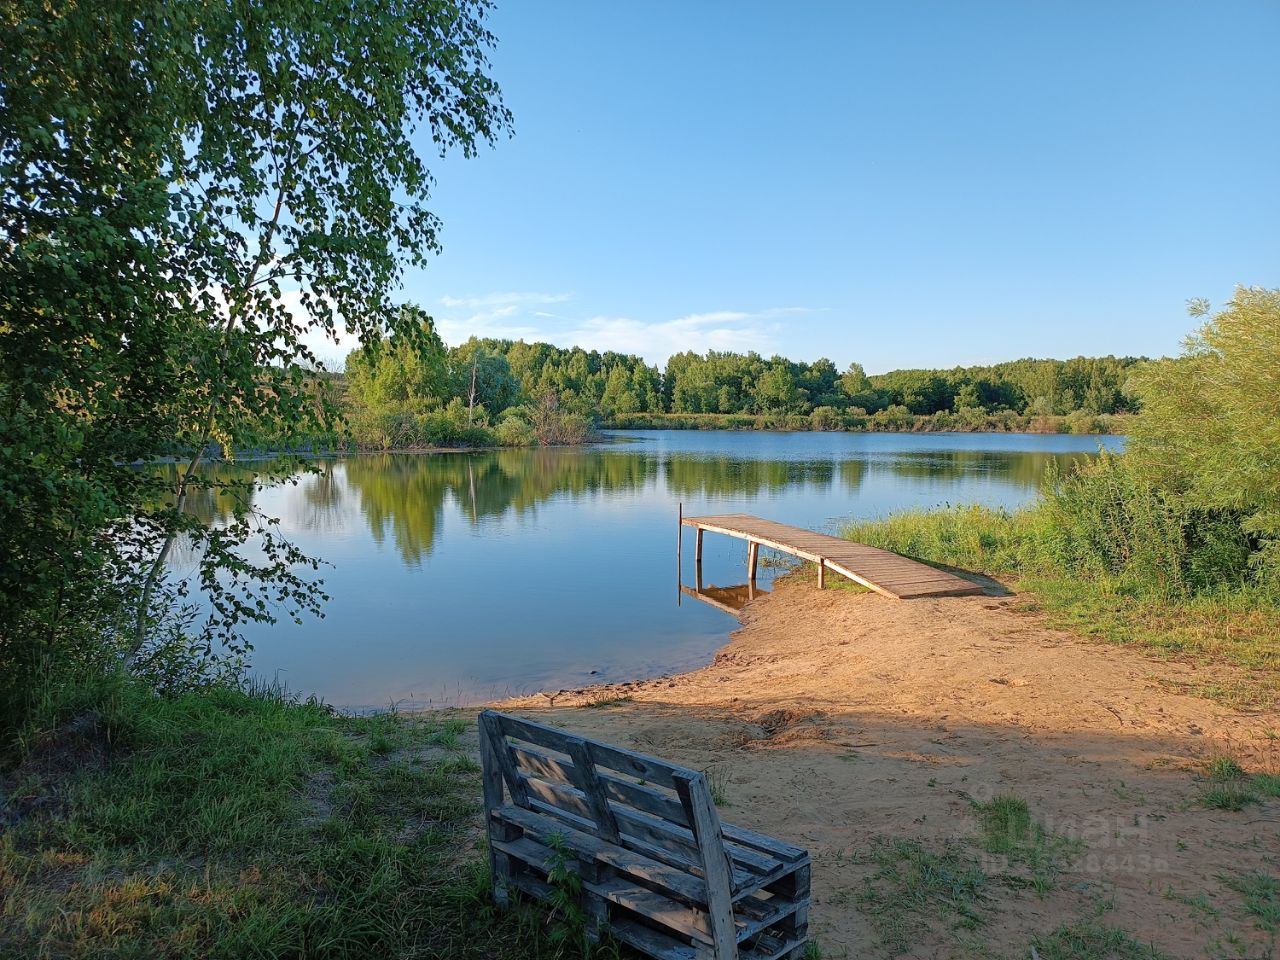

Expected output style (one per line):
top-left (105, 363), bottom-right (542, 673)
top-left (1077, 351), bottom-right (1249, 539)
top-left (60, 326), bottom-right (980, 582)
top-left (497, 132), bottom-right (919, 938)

top-left (1204, 756), bottom-right (1246, 780)
top-left (341, 332), bottom-right (619, 448)
top-left (338, 333), bottom-right (1141, 440)
top-left (0, 0), bottom-right (510, 730)
top-left (972, 795), bottom-right (1080, 896)
top-left (1128, 288), bottom-right (1280, 580)
top-left (345, 307), bottom-right (452, 421)
top-left (656, 351), bottom-right (1138, 419)
top-left (1041, 453), bottom-right (1254, 597)
top-left (857, 838), bottom-right (989, 954)
top-left (1221, 871), bottom-right (1280, 932)
top-left (844, 505), bottom-right (1047, 575)
top-left (1030, 921), bottom-right (1169, 960)
top-left (603, 409), bottom-right (1125, 434)
top-left (0, 677), bottom-right (605, 958)
top-left (1195, 755), bottom-right (1280, 811)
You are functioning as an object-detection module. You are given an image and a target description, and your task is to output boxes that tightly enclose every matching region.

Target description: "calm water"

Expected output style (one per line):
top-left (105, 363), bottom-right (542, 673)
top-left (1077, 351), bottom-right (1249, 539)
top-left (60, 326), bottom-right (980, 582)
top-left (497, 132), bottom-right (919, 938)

top-left (182, 431), bottom-right (1121, 710)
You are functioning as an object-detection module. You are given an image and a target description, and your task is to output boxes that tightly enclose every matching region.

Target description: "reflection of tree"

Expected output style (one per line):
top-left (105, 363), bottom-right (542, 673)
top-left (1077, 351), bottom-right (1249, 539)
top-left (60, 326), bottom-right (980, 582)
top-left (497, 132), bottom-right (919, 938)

top-left (664, 457), bottom-right (842, 498)
top-left (150, 462), bottom-right (258, 526)
top-left (882, 450), bottom-right (1093, 487)
top-left (341, 450), bottom-right (661, 565)
top-left (297, 464), bottom-right (346, 532)
top-left (171, 446), bottom-right (1098, 569)
top-left (343, 454), bottom-right (453, 565)
top-left (839, 459), bottom-right (867, 494)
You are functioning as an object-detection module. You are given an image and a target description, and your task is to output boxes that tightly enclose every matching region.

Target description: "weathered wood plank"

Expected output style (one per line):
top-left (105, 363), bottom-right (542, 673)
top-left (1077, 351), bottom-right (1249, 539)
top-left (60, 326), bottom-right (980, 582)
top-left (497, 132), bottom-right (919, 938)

top-left (675, 772), bottom-right (738, 960)
top-left (484, 711), bottom-right (809, 960)
top-left (517, 769), bottom-right (784, 878)
top-left (565, 736), bottom-right (621, 844)
top-left (480, 710), bottom-right (528, 806)
top-left (682, 514), bottom-right (983, 600)
top-left (512, 743), bottom-right (693, 827)
top-left (478, 713), bottom-right (516, 906)
top-left (493, 803), bottom-right (708, 903)
top-left (500, 831), bottom-right (803, 948)
top-left (495, 712), bottom-right (683, 788)
top-left (520, 787), bottom-right (764, 892)
top-left (608, 916), bottom-right (700, 960)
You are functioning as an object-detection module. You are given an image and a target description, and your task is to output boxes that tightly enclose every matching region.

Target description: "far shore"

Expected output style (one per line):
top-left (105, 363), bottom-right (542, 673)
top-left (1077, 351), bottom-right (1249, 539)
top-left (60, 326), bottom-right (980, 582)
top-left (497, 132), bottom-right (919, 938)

top-left (486, 576), bottom-right (1278, 957)
top-left (147, 422), bottom-right (1125, 467)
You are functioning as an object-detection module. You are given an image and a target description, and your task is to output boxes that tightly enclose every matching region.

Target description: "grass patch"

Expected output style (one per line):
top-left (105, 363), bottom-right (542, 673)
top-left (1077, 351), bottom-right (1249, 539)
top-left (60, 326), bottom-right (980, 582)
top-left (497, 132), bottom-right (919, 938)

top-left (0, 673), bottom-right (612, 959)
top-left (1204, 755), bottom-right (1246, 780)
top-left (1221, 871), bottom-right (1280, 932)
top-left (1030, 920), bottom-right (1170, 959)
top-left (858, 799), bottom-right (1086, 954)
top-left (581, 696), bottom-right (634, 710)
top-left (704, 766), bottom-right (730, 807)
top-left (972, 794), bottom-right (1080, 896)
top-left (856, 838), bottom-right (989, 954)
top-left (1194, 754), bottom-right (1280, 811)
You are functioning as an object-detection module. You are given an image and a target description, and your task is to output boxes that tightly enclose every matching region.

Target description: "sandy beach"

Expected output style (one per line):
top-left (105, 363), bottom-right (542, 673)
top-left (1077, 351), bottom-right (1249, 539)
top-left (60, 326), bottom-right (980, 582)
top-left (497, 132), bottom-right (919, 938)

top-left (495, 580), bottom-right (1280, 958)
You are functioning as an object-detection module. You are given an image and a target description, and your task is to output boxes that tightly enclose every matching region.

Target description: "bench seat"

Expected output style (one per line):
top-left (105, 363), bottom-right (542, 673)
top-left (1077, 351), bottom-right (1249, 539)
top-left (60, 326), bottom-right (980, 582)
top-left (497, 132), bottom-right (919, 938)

top-left (480, 710), bottom-right (811, 960)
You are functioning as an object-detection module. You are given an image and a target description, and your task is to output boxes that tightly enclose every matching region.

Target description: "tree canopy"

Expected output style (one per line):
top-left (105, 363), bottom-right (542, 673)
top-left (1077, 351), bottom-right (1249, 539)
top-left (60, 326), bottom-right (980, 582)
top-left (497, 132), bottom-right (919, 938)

top-left (0, 0), bottom-right (510, 730)
top-left (1127, 288), bottom-right (1280, 573)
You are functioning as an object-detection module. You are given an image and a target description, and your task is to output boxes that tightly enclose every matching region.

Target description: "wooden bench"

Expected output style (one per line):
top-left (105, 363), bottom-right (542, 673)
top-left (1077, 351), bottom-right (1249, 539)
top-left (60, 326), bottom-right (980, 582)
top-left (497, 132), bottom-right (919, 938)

top-left (479, 710), bottom-right (811, 960)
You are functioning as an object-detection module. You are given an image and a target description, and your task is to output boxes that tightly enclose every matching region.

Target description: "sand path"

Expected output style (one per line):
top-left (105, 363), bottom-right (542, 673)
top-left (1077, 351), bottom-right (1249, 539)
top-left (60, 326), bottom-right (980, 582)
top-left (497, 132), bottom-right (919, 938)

top-left (497, 584), bottom-right (1280, 958)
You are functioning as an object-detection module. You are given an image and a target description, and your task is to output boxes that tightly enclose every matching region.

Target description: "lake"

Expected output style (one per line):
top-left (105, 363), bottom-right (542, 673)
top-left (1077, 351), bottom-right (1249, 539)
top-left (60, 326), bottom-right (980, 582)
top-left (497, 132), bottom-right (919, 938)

top-left (191, 430), bottom-right (1121, 710)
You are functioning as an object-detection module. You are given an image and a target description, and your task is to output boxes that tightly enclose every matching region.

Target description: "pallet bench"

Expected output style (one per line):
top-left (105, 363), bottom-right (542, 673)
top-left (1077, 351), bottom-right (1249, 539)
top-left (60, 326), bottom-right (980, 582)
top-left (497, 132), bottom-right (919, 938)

top-left (479, 710), bottom-right (811, 960)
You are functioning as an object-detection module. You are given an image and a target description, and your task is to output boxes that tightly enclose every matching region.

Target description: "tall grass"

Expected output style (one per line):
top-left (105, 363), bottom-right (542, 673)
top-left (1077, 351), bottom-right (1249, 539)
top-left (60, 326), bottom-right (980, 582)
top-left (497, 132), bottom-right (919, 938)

top-left (0, 674), bottom-right (604, 959)
top-left (844, 454), bottom-right (1280, 706)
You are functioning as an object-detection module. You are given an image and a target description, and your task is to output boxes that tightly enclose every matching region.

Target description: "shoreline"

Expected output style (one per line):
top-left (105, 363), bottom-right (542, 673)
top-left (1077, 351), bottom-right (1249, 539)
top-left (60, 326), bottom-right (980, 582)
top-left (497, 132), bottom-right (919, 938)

top-left (487, 577), bottom-right (1280, 956)
top-left (147, 426), bottom-right (1123, 467)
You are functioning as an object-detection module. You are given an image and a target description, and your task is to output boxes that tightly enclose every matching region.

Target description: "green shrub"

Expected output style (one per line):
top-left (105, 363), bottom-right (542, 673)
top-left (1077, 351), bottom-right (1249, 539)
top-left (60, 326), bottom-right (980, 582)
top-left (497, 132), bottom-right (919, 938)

top-left (1043, 454), bottom-right (1253, 597)
top-left (494, 415), bottom-right (535, 447)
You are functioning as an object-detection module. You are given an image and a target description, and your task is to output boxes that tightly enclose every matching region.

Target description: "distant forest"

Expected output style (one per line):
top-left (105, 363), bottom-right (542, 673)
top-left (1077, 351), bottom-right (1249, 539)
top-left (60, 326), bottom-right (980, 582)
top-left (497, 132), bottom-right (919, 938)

top-left (433, 339), bottom-right (1139, 417)
top-left (338, 316), bottom-right (1139, 447)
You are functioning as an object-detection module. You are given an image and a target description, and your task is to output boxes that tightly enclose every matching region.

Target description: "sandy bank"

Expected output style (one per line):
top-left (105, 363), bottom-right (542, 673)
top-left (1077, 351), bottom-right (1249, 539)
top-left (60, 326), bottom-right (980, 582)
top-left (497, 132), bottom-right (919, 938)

top-left (496, 582), bottom-right (1280, 957)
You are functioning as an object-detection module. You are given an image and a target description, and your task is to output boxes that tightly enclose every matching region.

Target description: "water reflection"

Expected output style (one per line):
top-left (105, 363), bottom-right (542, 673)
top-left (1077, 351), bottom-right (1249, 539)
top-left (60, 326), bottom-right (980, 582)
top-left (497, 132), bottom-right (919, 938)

top-left (170, 430), bottom-right (1120, 708)
top-left (194, 442), bottom-right (1100, 565)
top-left (680, 580), bottom-right (768, 616)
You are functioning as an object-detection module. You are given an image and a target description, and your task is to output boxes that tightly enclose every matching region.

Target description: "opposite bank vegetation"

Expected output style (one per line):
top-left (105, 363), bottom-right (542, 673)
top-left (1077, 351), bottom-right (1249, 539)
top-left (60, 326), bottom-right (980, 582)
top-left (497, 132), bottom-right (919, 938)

top-left (329, 314), bottom-right (1134, 452)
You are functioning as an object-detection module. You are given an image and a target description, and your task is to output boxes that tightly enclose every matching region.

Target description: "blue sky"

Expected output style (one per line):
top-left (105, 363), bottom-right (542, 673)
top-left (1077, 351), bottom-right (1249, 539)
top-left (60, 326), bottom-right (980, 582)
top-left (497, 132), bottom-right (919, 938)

top-left (360, 1), bottom-right (1279, 373)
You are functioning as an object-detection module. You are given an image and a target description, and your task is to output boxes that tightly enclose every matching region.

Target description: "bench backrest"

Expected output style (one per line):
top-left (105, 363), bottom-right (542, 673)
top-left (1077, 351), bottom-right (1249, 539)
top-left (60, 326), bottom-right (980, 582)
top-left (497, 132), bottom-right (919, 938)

top-left (478, 709), bottom-right (735, 900)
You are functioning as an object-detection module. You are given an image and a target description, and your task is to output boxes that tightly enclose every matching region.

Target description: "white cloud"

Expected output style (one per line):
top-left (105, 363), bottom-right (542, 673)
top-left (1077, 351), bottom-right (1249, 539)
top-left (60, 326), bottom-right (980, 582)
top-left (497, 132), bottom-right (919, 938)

top-left (564, 312), bottom-right (782, 365)
top-left (434, 291), bottom-right (575, 345)
top-left (439, 291), bottom-right (572, 309)
top-left (431, 291), bottom-right (828, 365)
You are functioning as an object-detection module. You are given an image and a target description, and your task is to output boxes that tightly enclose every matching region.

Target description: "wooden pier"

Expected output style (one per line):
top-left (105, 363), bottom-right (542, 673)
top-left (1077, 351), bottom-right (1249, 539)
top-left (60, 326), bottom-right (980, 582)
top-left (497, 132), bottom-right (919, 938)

top-left (681, 512), bottom-right (984, 600)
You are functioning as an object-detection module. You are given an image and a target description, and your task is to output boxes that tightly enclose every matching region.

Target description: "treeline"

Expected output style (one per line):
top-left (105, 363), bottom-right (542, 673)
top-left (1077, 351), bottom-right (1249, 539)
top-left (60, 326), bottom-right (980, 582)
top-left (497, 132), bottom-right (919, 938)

top-left (662, 352), bottom-right (1139, 418)
top-left (342, 317), bottom-right (1140, 447)
top-left (341, 309), bottom-right (619, 449)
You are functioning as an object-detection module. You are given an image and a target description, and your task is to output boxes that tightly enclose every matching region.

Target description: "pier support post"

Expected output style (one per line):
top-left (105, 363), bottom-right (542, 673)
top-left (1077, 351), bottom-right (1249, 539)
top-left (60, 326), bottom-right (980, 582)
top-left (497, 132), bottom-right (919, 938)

top-left (817, 559), bottom-right (826, 590)
top-left (747, 541), bottom-right (759, 582)
top-left (695, 528), bottom-right (703, 564)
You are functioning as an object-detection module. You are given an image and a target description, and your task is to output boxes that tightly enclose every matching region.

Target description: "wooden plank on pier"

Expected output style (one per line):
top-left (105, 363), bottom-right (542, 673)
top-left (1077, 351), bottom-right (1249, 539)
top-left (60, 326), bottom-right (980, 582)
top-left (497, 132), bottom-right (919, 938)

top-left (682, 513), bottom-right (984, 601)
